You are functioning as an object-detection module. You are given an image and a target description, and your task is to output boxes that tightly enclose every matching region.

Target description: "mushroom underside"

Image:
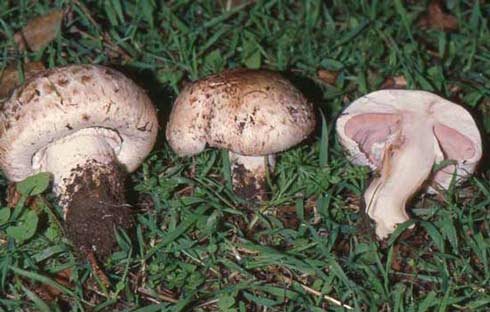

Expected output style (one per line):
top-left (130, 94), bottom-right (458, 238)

top-left (344, 112), bottom-right (477, 238)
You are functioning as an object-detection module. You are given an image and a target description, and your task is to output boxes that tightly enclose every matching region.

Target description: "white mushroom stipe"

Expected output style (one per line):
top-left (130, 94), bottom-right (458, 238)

top-left (363, 114), bottom-right (436, 238)
top-left (337, 90), bottom-right (482, 239)
top-left (32, 127), bottom-right (121, 216)
top-left (229, 152), bottom-right (275, 201)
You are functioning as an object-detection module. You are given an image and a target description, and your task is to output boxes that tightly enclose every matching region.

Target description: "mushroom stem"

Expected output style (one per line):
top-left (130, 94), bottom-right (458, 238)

top-left (364, 118), bottom-right (436, 239)
top-left (33, 128), bottom-right (120, 207)
top-left (229, 151), bottom-right (275, 201)
top-left (32, 128), bottom-right (132, 257)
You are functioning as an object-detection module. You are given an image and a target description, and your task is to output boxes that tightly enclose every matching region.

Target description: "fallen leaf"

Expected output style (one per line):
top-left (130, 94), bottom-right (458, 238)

top-left (6, 182), bottom-right (43, 210)
top-left (14, 10), bottom-right (64, 52)
top-left (380, 75), bottom-right (408, 89)
top-left (317, 69), bottom-right (339, 85)
top-left (274, 197), bottom-right (316, 229)
top-left (7, 183), bottom-right (22, 208)
top-left (390, 244), bottom-right (403, 271)
top-left (25, 269), bottom-right (73, 303)
top-left (418, 0), bottom-right (458, 32)
top-left (0, 62), bottom-right (45, 98)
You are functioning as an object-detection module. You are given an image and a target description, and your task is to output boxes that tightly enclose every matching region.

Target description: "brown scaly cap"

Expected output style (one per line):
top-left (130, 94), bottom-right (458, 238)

top-left (0, 64), bottom-right (158, 182)
top-left (166, 68), bottom-right (316, 156)
top-left (0, 64), bottom-right (159, 258)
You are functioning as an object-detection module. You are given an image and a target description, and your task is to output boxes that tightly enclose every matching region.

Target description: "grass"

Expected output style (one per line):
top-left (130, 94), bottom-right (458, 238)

top-left (1, 0), bottom-right (490, 311)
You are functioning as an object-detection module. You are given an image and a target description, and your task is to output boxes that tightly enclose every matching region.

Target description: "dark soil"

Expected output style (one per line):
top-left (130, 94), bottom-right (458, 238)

top-left (64, 160), bottom-right (133, 259)
top-left (232, 163), bottom-right (267, 201)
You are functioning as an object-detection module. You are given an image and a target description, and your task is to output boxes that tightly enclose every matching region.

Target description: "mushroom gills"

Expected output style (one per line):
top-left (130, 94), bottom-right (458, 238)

top-left (345, 113), bottom-right (401, 167)
top-left (229, 151), bottom-right (275, 201)
top-left (364, 116), bottom-right (436, 239)
top-left (432, 124), bottom-right (477, 189)
top-left (337, 90), bottom-right (482, 239)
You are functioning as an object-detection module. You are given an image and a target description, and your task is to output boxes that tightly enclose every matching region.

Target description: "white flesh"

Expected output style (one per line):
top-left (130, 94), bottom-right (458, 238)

top-left (364, 114), bottom-right (435, 239)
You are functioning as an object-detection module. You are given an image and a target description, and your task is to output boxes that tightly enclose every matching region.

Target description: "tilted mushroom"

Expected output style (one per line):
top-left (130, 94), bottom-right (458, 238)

top-left (0, 64), bottom-right (158, 256)
top-left (166, 69), bottom-right (315, 200)
top-left (336, 90), bottom-right (482, 239)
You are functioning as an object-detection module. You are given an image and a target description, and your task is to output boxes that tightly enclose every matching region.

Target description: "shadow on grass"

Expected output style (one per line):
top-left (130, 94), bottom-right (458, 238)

top-left (112, 64), bottom-right (175, 147)
top-left (471, 108), bottom-right (490, 178)
top-left (110, 65), bottom-right (176, 219)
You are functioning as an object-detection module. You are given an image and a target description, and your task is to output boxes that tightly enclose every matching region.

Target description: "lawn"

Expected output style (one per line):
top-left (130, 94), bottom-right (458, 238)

top-left (1, 0), bottom-right (490, 311)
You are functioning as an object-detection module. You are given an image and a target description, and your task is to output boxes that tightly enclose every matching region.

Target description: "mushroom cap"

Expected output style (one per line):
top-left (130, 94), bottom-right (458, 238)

top-left (166, 68), bottom-right (316, 156)
top-left (0, 64), bottom-right (158, 182)
top-left (336, 89), bottom-right (482, 189)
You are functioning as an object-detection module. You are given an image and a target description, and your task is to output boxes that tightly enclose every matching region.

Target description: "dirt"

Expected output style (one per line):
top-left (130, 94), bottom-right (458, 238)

top-left (231, 163), bottom-right (267, 201)
top-left (64, 160), bottom-right (133, 259)
top-left (274, 197), bottom-right (317, 229)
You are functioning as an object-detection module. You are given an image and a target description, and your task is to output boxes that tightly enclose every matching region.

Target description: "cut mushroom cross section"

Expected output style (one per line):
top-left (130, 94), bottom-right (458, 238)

top-left (166, 68), bottom-right (316, 200)
top-left (0, 64), bottom-right (158, 257)
top-left (337, 90), bottom-right (482, 239)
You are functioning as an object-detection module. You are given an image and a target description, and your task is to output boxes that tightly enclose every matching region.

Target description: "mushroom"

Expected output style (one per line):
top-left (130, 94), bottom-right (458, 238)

top-left (336, 90), bottom-right (482, 239)
top-left (0, 64), bottom-right (158, 257)
top-left (166, 69), bottom-right (315, 200)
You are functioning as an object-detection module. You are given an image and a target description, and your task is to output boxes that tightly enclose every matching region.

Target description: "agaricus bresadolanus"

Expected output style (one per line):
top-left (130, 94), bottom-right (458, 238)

top-left (336, 90), bottom-right (482, 239)
top-left (166, 69), bottom-right (315, 200)
top-left (0, 65), bottom-right (158, 257)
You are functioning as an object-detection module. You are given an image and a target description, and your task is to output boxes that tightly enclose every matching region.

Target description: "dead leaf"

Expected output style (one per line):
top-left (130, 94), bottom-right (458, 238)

top-left (380, 75), bottom-right (408, 89)
top-left (6, 182), bottom-right (40, 210)
top-left (0, 62), bottom-right (45, 98)
top-left (6, 182), bottom-right (46, 217)
top-left (418, 0), bottom-right (458, 32)
top-left (390, 245), bottom-right (403, 271)
top-left (274, 197), bottom-right (316, 229)
top-left (26, 269), bottom-right (73, 303)
top-left (317, 69), bottom-right (339, 85)
top-left (14, 10), bottom-right (64, 52)
top-left (6, 183), bottom-right (22, 208)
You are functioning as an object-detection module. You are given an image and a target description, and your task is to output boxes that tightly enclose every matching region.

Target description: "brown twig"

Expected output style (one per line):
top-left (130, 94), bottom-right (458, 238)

top-left (194, 298), bottom-right (219, 309)
top-left (277, 274), bottom-right (353, 310)
top-left (137, 287), bottom-right (179, 304)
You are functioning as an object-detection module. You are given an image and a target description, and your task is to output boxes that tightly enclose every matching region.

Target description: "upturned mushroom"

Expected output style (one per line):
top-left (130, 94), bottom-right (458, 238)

top-left (166, 69), bottom-right (315, 200)
top-left (0, 64), bottom-right (158, 257)
top-left (336, 90), bottom-right (482, 239)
